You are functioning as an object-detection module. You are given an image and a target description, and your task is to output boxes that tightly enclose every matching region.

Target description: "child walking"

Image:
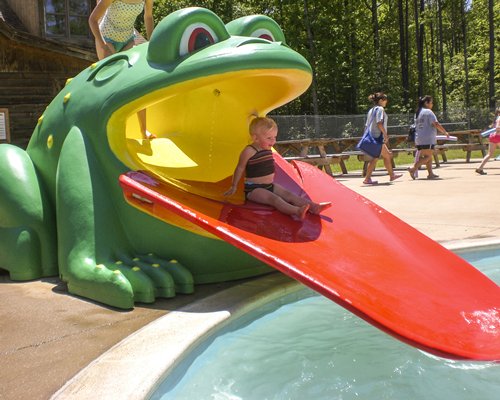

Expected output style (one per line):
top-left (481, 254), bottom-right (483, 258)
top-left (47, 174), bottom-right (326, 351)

top-left (224, 117), bottom-right (331, 220)
top-left (475, 107), bottom-right (500, 175)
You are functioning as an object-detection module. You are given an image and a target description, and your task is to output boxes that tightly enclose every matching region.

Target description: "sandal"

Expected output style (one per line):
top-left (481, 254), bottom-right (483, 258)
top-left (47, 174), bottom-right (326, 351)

top-left (427, 174), bottom-right (439, 180)
top-left (475, 169), bottom-right (487, 175)
top-left (363, 179), bottom-right (378, 185)
top-left (390, 173), bottom-right (403, 182)
top-left (408, 168), bottom-right (416, 180)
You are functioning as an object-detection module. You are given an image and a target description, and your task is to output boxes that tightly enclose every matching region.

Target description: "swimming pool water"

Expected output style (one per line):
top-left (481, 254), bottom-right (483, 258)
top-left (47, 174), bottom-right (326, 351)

top-left (151, 248), bottom-right (500, 400)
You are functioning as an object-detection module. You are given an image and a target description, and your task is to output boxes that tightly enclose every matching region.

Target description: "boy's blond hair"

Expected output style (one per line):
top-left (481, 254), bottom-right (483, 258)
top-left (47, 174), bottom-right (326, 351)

top-left (249, 117), bottom-right (277, 136)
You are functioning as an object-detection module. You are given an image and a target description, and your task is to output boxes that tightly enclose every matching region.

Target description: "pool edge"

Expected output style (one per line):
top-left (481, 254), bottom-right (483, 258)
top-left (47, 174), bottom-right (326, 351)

top-left (50, 273), bottom-right (302, 400)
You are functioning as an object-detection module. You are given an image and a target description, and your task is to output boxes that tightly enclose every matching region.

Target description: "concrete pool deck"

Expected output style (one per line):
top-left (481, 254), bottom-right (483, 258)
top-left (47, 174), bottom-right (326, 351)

top-left (2, 159), bottom-right (500, 399)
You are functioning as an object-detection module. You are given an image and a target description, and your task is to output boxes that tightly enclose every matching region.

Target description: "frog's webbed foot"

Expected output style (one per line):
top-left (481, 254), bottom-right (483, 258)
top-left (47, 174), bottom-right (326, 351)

top-left (138, 254), bottom-right (194, 295)
top-left (113, 253), bottom-right (194, 302)
top-left (65, 254), bottom-right (194, 309)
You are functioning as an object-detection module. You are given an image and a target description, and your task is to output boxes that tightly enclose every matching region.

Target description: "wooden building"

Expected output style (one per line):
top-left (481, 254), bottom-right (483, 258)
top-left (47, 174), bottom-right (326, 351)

top-left (0, 0), bottom-right (97, 146)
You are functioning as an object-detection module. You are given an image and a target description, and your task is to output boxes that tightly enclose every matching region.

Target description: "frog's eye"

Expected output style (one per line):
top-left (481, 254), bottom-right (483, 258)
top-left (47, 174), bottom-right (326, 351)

top-left (226, 15), bottom-right (286, 44)
top-left (179, 23), bottom-right (218, 56)
top-left (250, 29), bottom-right (275, 41)
top-left (148, 7), bottom-right (230, 65)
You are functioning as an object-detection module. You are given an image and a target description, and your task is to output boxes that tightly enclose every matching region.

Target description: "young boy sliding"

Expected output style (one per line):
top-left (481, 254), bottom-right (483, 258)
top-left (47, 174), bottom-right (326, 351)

top-left (224, 117), bottom-right (331, 219)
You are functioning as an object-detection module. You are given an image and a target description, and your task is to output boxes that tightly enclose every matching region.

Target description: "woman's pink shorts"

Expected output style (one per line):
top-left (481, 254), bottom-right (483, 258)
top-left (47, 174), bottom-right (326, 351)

top-left (489, 134), bottom-right (500, 143)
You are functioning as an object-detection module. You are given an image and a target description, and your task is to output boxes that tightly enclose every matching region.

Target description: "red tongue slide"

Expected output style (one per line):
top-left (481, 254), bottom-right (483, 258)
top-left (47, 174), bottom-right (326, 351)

top-left (119, 153), bottom-right (500, 362)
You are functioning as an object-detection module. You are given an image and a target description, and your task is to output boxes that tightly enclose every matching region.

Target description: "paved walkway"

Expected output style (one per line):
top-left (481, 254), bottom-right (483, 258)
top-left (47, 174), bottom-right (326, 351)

top-left (338, 160), bottom-right (500, 244)
top-left (2, 158), bottom-right (500, 399)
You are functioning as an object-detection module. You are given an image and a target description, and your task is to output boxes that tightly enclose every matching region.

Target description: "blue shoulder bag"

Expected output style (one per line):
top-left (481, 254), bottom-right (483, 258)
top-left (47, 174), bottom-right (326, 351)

top-left (356, 107), bottom-right (384, 158)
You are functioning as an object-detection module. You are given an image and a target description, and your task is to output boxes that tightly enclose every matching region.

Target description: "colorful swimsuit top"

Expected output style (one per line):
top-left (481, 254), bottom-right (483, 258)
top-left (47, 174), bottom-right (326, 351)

top-left (99, 0), bottom-right (145, 43)
top-left (245, 145), bottom-right (275, 178)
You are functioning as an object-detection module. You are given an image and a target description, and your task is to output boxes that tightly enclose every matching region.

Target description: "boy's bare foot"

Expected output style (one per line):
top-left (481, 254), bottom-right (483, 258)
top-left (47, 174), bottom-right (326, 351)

top-left (309, 201), bottom-right (332, 215)
top-left (296, 204), bottom-right (310, 220)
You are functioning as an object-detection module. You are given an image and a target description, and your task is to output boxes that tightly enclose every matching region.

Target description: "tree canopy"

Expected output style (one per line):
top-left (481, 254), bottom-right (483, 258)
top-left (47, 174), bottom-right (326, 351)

top-left (142, 1), bottom-right (499, 116)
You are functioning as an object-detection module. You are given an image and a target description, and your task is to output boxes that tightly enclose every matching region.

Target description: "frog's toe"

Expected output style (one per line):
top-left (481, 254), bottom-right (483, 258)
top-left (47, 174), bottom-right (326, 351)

top-left (66, 264), bottom-right (135, 310)
top-left (111, 261), bottom-right (156, 303)
top-left (141, 254), bottom-right (194, 294)
top-left (118, 255), bottom-right (176, 298)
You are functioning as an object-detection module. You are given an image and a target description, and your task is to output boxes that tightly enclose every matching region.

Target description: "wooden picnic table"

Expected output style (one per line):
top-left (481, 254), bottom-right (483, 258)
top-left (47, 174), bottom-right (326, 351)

top-left (434, 129), bottom-right (486, 163)
top-left (274, 135), bottom-right (408, 175)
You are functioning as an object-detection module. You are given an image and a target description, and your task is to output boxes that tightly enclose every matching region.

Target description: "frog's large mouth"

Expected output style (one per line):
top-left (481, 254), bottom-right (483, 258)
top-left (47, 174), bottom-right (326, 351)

top-left (108, 68), bottom-right (311, 202)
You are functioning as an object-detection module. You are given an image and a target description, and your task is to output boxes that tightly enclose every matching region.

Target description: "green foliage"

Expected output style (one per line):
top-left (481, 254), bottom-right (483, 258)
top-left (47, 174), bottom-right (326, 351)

top-left (140, 0), bottom-right (498, 115)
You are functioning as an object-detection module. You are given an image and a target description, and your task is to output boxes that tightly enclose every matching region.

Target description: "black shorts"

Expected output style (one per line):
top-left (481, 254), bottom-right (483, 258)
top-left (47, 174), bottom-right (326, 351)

top-left (416, 144), bottom-right (435, 150)
top-left (244, 182), bottom-right (274, 199)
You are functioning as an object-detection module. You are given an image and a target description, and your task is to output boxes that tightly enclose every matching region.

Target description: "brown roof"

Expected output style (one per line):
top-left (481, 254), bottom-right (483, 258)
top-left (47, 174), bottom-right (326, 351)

top-left (0, 0), bottom-right (96, 62)
top-left (0, 0), bottom-right (27, 32)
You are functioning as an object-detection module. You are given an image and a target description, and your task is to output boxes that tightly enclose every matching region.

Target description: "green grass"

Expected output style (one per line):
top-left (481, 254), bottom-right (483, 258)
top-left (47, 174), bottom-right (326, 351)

top-left (329, 149), bottom-right (492, 175)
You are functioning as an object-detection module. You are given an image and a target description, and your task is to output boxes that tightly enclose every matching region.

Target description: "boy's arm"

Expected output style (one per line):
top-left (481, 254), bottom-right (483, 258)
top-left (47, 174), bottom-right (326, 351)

top-left (224, 148), bottom-right (252, 196)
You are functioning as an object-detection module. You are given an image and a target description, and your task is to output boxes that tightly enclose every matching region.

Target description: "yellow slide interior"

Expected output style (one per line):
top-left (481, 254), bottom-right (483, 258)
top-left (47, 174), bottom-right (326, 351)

top-left (108, 69), bottom-right (311, 202)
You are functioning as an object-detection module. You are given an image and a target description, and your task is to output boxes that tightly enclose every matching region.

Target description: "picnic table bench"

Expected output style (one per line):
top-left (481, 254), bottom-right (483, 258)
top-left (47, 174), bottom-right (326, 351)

top-left (274, 137), bottom-right (361, 175)
top-left (275, 136), bottom-right (408, 176)
top-left (434, 130), bottom-right (486, 163)
top-left (275, 129), bottom-right (485, 176)
top-left (284, 153), bottom-right (350, 174)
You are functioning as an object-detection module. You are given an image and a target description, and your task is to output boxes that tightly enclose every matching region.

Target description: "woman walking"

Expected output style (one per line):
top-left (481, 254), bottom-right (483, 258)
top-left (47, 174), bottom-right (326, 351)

top-left (360, 92), bottom-right (402, 185)
top-left (408, 96), bottom-right (449, 180)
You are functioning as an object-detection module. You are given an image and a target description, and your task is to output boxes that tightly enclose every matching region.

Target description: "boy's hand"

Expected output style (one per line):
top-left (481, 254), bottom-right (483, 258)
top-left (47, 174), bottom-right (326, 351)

top-left (224, 185), bottom-right (237, 196)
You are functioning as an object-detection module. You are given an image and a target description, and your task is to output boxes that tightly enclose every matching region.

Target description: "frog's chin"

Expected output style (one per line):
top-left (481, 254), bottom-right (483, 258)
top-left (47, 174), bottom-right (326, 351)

top-left (107, 68), bottom-right (311, 201)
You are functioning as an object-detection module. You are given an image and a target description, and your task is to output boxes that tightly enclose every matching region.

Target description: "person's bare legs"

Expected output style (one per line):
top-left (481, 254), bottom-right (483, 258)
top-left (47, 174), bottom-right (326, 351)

top-left (425, 157), bottom-right (434, 176)
top-left (423, 149), bottom-right (438, 178)
top-left (273, 183), bottom-right (331, 215)
top-left (248, 187), bottom-right (309, 219)
top-left (363, 158), bottom-right (378, 184)
top-left (137, 109), bottom-right (156, 139)
top-left (477, 142), bottom-right (496, 173)
top-left (114, 40), bottom-right (155, 140)
top-left (94, 38), bottom-right (154, 140)
top-left (409, 149), bottom-right (432, 179)
top-left (381, 145), bottom-right (402, 181)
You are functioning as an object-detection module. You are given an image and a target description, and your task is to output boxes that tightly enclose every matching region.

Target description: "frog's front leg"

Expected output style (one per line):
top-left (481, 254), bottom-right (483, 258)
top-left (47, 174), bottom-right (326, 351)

top-left (0, 145), bottom-right (57, 280)
top-left (57, 127), bottom-right (193, 309)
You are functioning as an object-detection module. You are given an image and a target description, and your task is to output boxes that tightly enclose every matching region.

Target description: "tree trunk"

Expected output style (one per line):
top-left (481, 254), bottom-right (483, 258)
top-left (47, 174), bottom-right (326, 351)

top-left (398, 0), bottom-right (409, 108)
top-left (437, 0), bottom-right (447, 115)
top-left (487, 0), bottom-right (495, 110)
top-left (371, 0), bottom-right (381, 85)
top-left (460, 0), bottom-right (470, 112)
top-left (345, 0), bottom-right (359, 114)
top-left (303, 0), bottom-right (319, 122)
top-left (414, 0), bottom-right (425, 97)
